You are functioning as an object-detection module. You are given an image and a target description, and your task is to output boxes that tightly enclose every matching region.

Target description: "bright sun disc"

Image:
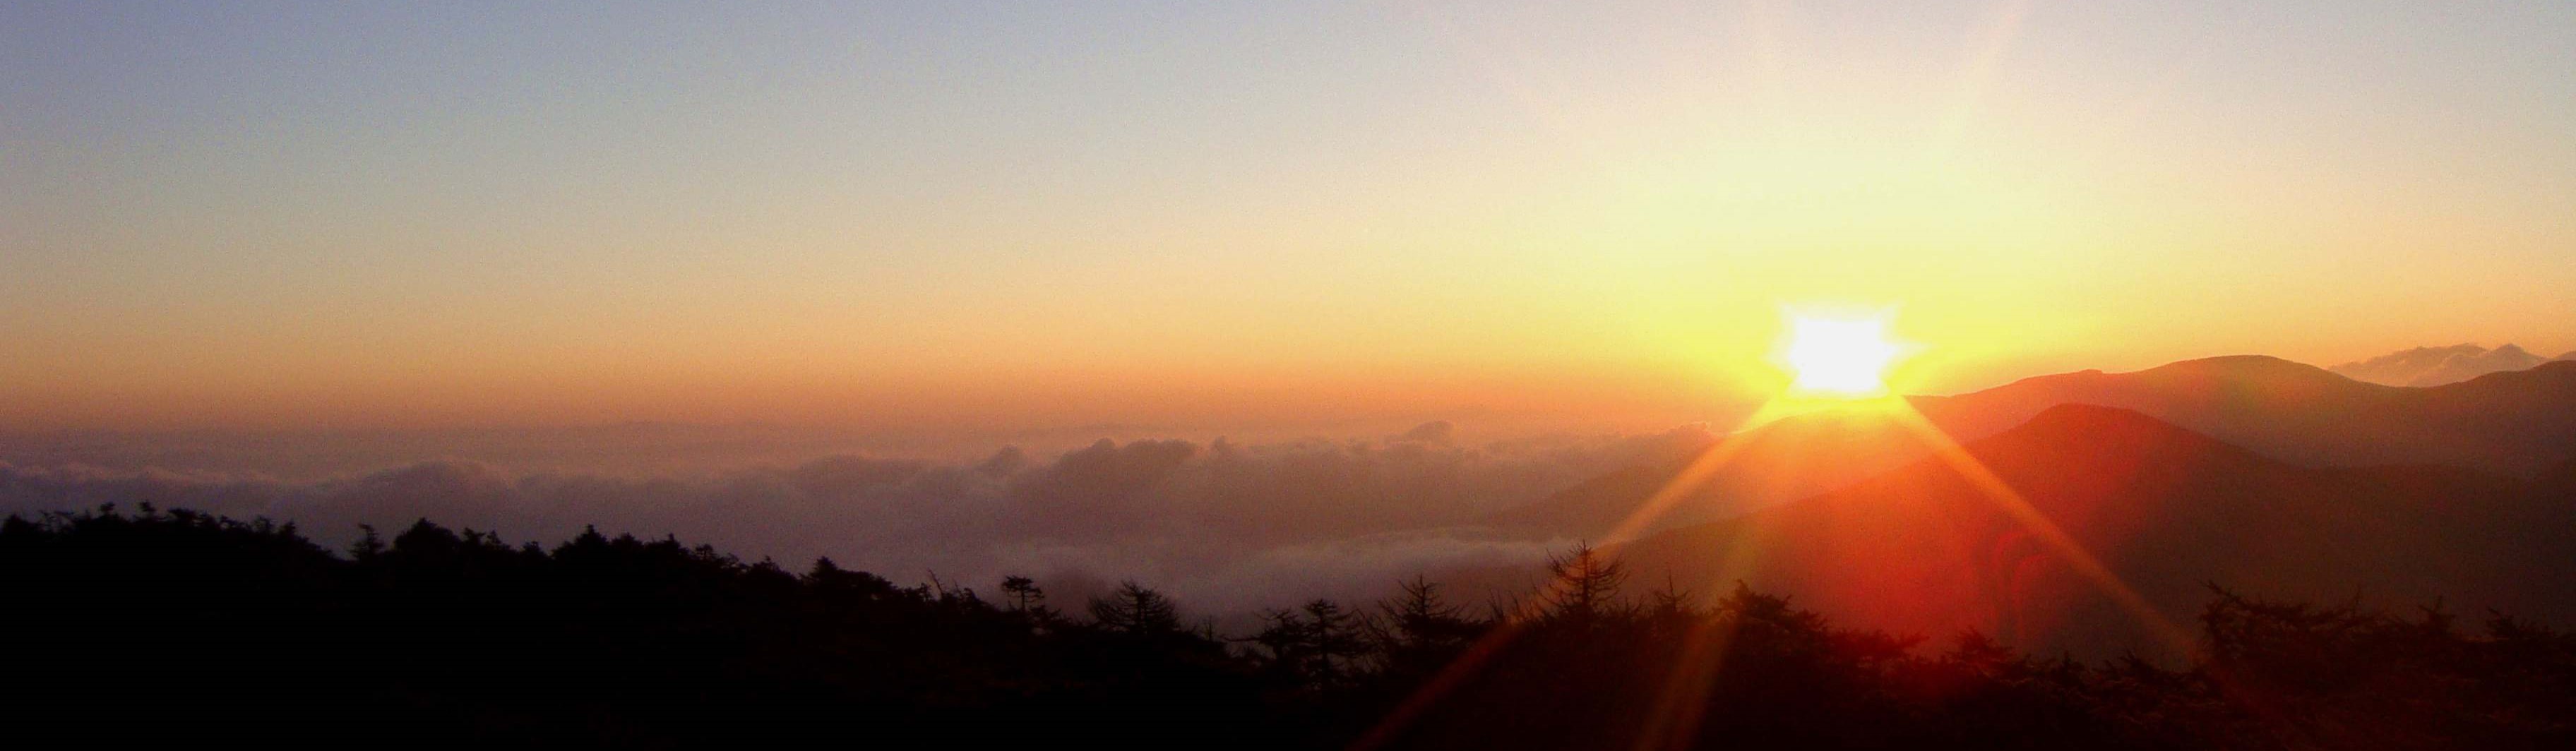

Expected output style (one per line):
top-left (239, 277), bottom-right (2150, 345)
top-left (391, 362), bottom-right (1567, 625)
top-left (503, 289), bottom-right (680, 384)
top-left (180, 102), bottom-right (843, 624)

top-left (1780, 314), bottom-right (1906, 397)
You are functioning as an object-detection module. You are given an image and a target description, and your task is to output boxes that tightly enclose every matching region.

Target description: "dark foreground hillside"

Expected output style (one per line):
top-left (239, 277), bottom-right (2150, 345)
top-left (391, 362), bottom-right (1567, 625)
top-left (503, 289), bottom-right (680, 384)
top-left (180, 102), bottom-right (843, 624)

top-left (6, 506), bottom-right (2573, 749)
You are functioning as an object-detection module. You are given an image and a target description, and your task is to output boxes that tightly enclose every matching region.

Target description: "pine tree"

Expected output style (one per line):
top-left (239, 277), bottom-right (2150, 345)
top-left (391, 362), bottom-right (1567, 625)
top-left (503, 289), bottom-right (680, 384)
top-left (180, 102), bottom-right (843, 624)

top-left (1378, 575), bottom-right (1476, 658)
top-left (1303, 599), bottom-right (1366, 688)
top-left (1542, 543), bottom-right (1627, 627)
top-left (1001, 575), bottom-right (1044, 611)
top-left (1089, 580), bottom-right (1181, 635)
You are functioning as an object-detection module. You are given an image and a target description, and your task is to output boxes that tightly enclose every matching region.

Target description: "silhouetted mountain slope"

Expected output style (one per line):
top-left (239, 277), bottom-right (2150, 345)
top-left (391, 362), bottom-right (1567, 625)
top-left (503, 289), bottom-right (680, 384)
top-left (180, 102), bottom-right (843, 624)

top-left (1491, 356), bottom-right (2576, 540)
top-left (1906, 355), bottom-right (2387, 446)
top-left (1610, 404), bottom-right (2576, 658)
top-left (1913, 356), bottom-right (2576, 475)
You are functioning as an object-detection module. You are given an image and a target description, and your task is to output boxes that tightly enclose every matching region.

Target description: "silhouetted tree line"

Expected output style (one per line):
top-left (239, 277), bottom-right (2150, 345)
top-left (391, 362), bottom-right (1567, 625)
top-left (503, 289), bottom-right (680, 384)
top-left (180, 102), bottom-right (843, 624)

top-left (4, 505), bottom-right (2570, 749)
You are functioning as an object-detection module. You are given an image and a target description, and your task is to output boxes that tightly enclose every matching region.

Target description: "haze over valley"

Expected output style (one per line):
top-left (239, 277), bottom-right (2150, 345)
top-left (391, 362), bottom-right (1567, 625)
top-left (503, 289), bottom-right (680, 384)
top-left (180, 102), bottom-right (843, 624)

top-left (11, 347), bottom-right (2570, 627)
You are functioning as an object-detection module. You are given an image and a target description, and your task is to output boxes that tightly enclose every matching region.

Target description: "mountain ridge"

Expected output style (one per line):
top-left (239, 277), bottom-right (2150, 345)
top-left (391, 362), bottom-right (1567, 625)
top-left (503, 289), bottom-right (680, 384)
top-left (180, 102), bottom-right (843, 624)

top-left (1490, 356), bottom-right (2576, 541)
top-left (1606, 403), bottom-right (2574, 658)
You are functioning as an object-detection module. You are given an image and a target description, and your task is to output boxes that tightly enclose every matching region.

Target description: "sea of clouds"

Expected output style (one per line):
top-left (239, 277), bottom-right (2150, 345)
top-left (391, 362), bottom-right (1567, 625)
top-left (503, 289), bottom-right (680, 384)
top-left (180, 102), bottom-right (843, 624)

top-left (0, 421), bottom-right (1717, 614)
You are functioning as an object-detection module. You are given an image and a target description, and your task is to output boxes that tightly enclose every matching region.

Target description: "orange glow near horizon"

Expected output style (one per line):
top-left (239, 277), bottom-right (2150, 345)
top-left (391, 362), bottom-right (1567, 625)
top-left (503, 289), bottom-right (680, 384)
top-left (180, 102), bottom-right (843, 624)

top-left (1358, 341), bottom-right (2200, 749)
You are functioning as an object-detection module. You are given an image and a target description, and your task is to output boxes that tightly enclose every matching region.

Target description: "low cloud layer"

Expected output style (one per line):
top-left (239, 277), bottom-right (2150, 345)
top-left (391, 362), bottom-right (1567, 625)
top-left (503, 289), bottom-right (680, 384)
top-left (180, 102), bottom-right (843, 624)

top-left (2327, 344), bottom-right (2569, 387)
top-left (0, 422), bottom-right (1711, 613)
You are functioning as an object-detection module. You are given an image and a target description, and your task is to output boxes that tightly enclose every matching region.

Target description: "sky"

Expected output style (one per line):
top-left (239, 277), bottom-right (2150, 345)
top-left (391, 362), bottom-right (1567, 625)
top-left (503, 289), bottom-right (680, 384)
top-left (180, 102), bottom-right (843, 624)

top-left (5, 0), bottom-right (2572, 439)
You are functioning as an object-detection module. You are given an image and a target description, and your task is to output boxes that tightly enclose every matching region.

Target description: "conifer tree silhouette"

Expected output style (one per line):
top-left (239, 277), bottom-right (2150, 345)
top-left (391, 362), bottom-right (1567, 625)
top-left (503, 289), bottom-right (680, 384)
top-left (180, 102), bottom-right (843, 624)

top-left (6, 505), bottom-right (2575, 749)
top-left (1542, 543), bottom-right (1627, 627)
top-left (1089, 580), bottom-right (1181, 634)
top-left (1001, 575), bottom-right (1044, 611)
top-left (1374, 575), bottom-right (1477, 680)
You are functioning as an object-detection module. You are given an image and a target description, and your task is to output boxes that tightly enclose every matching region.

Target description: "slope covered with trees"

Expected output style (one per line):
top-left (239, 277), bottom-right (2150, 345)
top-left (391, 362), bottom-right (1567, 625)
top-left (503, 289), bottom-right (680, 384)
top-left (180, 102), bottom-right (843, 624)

top-left (6, 505), bottom-right (2572, 749)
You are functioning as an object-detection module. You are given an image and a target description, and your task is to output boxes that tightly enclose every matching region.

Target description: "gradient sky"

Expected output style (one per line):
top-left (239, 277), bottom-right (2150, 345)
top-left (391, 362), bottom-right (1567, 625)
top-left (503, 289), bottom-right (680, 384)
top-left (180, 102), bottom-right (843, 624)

top-left (5, 1), bottom-right (2572, 436)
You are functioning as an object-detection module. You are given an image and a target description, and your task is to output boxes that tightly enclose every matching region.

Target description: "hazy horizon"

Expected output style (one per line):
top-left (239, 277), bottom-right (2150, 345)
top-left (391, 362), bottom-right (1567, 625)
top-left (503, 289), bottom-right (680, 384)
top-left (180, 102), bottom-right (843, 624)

top-left (3, 346), bottom-right (2562, 473)
top-left (9, 344), bottom-right (2570, 618)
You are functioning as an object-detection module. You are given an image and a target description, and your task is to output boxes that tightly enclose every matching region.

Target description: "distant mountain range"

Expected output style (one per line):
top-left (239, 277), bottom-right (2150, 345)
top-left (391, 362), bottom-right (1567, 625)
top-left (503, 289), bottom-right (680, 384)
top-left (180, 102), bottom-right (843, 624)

top-left (2329, 344), bottom-right (2576, 387)
top-left (1606, 404), bottom-right (2576, 658)
top-left (1494, 356), bottom-right (2576, 540)
top-left (1907, 356), bottom-right (2576, 474)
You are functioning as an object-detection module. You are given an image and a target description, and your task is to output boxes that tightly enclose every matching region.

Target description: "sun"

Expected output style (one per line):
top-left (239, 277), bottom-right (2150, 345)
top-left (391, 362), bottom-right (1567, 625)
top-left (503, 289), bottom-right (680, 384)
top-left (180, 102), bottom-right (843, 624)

top-left (1779, 313), bottom-right (1907, 397)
